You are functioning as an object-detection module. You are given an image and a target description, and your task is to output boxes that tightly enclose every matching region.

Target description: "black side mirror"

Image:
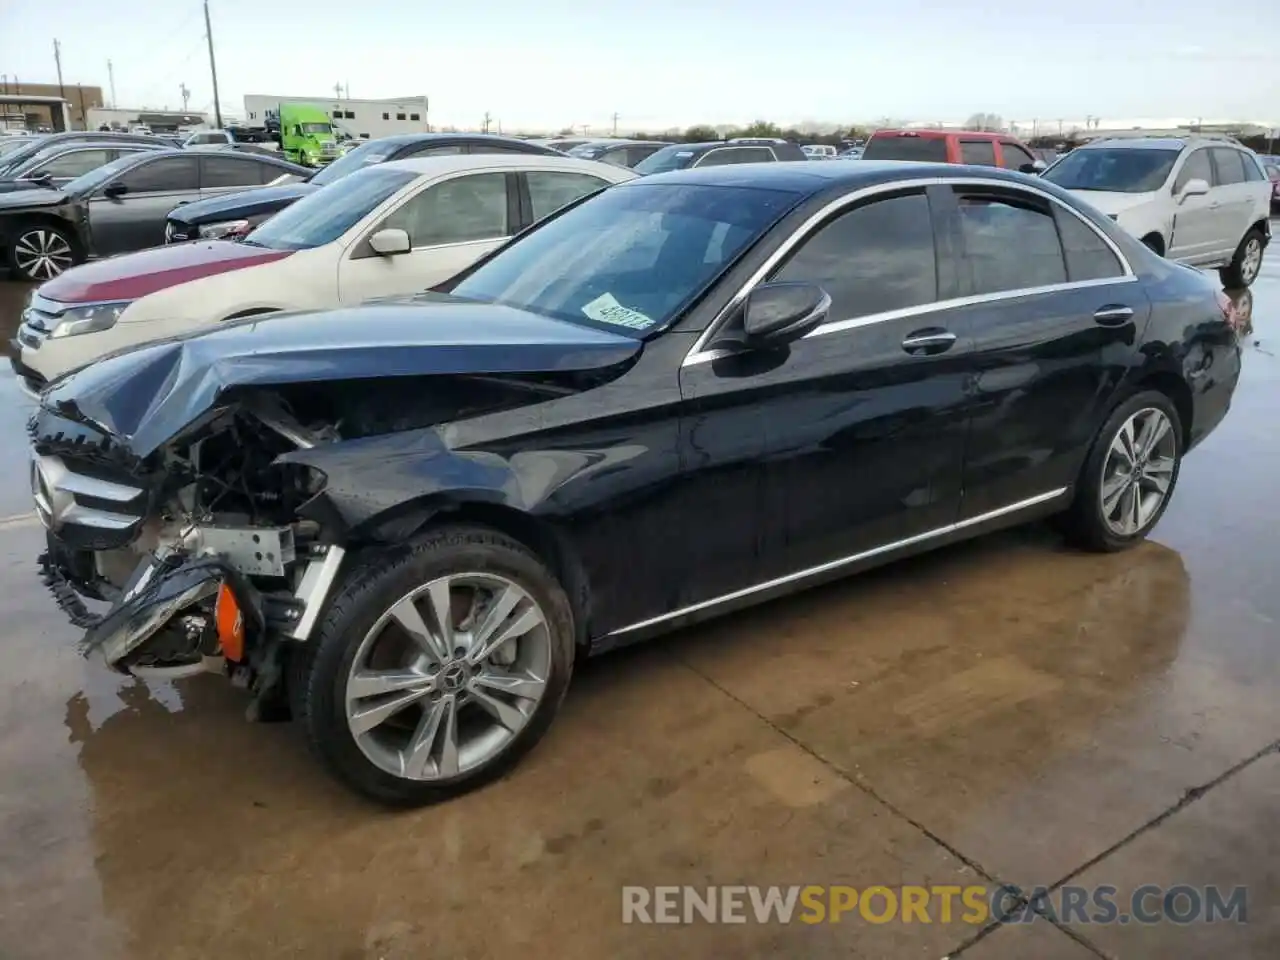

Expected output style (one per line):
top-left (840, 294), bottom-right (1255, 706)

top-left (723, 281), bottom-right (831, 349)
top-left (30, 172), bottom-right (53, 186)
top-left (1019, 161), bottom-right (1047, 175)
top-left (103, 181), bottom-right (128, 199)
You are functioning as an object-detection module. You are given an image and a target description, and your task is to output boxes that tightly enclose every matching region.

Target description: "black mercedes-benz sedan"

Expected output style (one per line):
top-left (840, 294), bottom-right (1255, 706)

top-left (28, 161), bottom-right (1240, 804)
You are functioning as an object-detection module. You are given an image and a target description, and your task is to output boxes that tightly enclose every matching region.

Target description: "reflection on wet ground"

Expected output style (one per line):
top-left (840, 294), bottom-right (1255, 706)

top-left (0, 263), bottom-right (1278, 958)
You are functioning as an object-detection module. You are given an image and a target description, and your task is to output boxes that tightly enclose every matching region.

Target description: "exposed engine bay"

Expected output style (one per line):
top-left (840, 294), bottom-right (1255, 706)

top-left (32, 372), bottom-right (584, 713)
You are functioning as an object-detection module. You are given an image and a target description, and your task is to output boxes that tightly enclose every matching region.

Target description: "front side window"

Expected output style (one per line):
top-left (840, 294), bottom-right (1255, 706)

top-left (246, 166), bottom-right (417, 250)
top-left (526, 171), bottom-right (608, 221)
top-left (772, 191), bottom-right (938, 321)
top-left (1210, 148), bottom-right (1245, 185)
top-left (960, 140), bottom-right (997, 166)
top-left (1041, 148), bottom-right (1178, 193)
top-left (381, 172), bottom-right (508, 246)
top-left (118, 156), bottom-right (199, 193)
top-left (953, 190), bottom-right (1066, 294)
top-left (1174, 149), bottom-right (1213, 191)
top-left (449, 182), bottom-right (799, 338)
top-left (35, 149), bottom-right (111, 179)
top-left (696, 147), bottom-right (774, 167)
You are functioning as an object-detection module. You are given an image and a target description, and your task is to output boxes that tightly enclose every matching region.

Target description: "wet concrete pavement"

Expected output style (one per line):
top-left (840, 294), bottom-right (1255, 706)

top-left (0, 261), bottom-right (1276, 959)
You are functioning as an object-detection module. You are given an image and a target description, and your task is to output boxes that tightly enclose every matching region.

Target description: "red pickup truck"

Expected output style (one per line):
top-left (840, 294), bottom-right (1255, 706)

top-left (862, 129), bottom-right (1042, 172)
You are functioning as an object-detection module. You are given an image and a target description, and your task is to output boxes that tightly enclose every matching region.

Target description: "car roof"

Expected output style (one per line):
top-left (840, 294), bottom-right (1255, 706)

top-left (871, 128), bottom-right (1013, 142)
top-left (575, 139), bottom-right (670, 148)
top-left (634, 159), bottom-right (1057, 196)
top-left (377, 153), bottom-right (638, 178)
top-left (1076, 137), bottom-right (1197, 151)
top-left (370, 132), bottom-right (556, 152)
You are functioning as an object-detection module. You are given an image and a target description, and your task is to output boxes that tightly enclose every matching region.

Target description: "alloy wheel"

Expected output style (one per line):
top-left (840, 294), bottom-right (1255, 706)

top-left (1240, 237), bottom-right (1263, 284)
top-left (344, 572), bottom-right (552, 781)
top-left (1099, 407), bottom-right (1177, 536)
top-left (13, 229), bottom-right (73, 280)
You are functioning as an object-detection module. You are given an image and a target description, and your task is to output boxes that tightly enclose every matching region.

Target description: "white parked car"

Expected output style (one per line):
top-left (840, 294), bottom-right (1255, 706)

top-left (1041, 135), bottom-right (1272, 287)
top-left (801, 144), bottom-right (837, 159)
top-left (14, 155), bottom-right (635, 390)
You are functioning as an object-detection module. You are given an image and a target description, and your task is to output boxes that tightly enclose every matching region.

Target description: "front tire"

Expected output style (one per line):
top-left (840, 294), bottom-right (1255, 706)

top-left (1061, 391), bottom-right (1183, 552)
top-left (292, 526), bottom-right (575, 805)
top-left (1219, 229), bottom-right (1265, 288)
top-left (7, 222), bottom-right (77, 281)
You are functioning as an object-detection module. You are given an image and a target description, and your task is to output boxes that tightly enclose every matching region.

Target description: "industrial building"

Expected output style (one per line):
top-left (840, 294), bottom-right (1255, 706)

top-left (242, 94), bottom-right (430, 140)
top-left (0, 81), bottom-right (104, 130)
top-left (86, 107), bottom-right (210, 133)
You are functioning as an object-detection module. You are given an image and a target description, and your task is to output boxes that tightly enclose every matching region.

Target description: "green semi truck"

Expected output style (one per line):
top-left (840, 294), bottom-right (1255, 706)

top-left (271, 104), bottom-right (340, 167)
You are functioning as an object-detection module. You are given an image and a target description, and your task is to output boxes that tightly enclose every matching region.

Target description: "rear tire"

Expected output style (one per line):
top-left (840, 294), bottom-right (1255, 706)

top-left (291, 526), bottom-right (575, 806)
top-left (1060, 390), bottom-right (1183, 552)
top-left (1219, 228), bottom-right (1265, 288)
top-left (1141, 233), bottom-right (1165, 257)
top-left (6, 221), bottom-right (77, 281)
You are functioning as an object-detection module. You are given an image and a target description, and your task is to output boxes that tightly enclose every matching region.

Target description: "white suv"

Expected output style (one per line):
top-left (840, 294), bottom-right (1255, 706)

top-left (1042, 135), bottom-right (1271, 287)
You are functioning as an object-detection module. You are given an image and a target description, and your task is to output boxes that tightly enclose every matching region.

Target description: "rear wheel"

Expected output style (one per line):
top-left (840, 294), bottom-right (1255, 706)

top-left (1061, 391), bottom-right (1183, 552)
top-left (292, 526), bottom-right (575, 805)
top-left (1219, 229), bottom-right (1265, 288)
top-left (7, 222), bottom-right (76, 281)
top-left (1140, 233), bottom-right (1165, 256)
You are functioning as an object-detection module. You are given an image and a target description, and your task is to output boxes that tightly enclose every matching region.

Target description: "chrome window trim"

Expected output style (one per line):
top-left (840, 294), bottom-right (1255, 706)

top-left (682, 175), bottom-right (1136, 367)
top-left (606, 487), bottom-right (1069, 637)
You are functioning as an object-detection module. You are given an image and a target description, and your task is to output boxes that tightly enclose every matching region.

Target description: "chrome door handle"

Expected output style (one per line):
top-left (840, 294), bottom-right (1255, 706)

top-left (1093, 305), bottom-right (1134, 325)
top-left (902, 328), bottom-right (957, 355)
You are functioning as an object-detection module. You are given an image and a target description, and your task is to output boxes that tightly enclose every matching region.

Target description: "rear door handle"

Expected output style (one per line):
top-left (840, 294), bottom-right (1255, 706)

top-left (1093, 305), bottom-right (1134, 325)
top-left (902, 328), bottom-right (957, 355)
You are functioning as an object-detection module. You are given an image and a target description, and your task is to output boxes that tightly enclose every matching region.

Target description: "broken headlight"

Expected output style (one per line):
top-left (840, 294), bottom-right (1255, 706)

top-left (49, 301), bottom-right (132, 339)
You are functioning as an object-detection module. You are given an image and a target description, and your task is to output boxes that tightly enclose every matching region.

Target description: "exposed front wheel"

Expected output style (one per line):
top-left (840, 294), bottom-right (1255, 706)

top-left (1220, 229), bottom-right (1265, 288)
top-left (1061, 391), bottom-right (1183, 552)
top-left (7, 223), bottom-right (77, 281)
top-left (292, 526), bottom-right (575, 805)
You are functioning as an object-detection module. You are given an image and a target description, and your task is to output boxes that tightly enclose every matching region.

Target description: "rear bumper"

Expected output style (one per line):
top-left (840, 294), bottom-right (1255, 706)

top-left (1187, 338), bottom-right (1242, 452)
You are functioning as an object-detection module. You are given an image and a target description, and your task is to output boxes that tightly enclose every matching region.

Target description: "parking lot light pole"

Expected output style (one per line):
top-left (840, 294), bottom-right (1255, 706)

top-left (203, 0), bottom-right (223, 128)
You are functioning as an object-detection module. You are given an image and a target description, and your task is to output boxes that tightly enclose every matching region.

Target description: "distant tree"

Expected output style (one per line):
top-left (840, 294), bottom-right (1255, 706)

top-left (632, 130), bottom-right (650, 140)
top-left (558, 126), bottom-right (575, 136)
top-left (964, 113), bottom-right (1004, 132)
top-left (845, 125), bottom-right (869, 141)
top-left (739, 120), bottom-right (784, 139)
top-left (684, 124), bottom-right (719, 142)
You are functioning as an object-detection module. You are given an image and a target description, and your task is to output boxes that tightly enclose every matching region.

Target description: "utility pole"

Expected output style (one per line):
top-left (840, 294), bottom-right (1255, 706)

top-left (53, 39), bottom-right (65, 100)
top-left (107, 59), bottom-right (116, 108)
top-left (611, 111), bottom-right (619, 136)
top-left (179, 83), bottom-right (191, 111)
top-left (345, 80), bottom-right (350, 99)
top-left (482, 111), bottom-right (491, 134)
top-left (203, 0), bottom-right (223, 128)
top-left (333, 82), bottom-right (343, 100)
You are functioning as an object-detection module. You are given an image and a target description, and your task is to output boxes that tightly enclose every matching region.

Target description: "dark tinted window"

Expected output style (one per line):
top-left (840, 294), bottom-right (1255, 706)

top-left (1055, 210), bottom-right (1124, 281)
top-left (862, 135), bottom-right (948, 162)
top-left (383, 172), bottom-right (508, 245)
top-left (1174, 149), bottom-right (1213, 191)
top-left (954, 191), bottom-right (1066, 293)
top-left (1211, 148), bottom-right (1246, 185)
top-left (201, 155), bottom-right (263, 188)
top-left (450, 183), bottom-right (798, 338)
top-left (960, 140), bottom-right (997, 166)
top-left (256, 161), bottom-right (291, 184)
top-left (407, 144), bottom-right (464, 157)
top-left (624, 145), bottom-right (663, 167)
top-left (118, 156), bottom-right (199, 193)
top-left (773, 191), bottom-right (937, 320)
top-left (527, 171), bottom-right (609, 221)
top-left (696, 146), bottom-right (773, 167)
top-left (36, 148), bottom-right (111, 178)
top-left (1001, 142), bottom-right (1037, 170)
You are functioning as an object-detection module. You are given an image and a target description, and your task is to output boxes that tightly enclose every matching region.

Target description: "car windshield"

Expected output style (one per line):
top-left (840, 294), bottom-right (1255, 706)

top-left (308, 138), bottom-right (399, 186)
top-left (0, 138), bottom-right (56, 175)
top-left (448, 182), bottom-right (800, 339)
top-left (61, 154), bottom-right (143, 195)
top-left (1042, 148), bottom-right (1179, 193)
top-left (633, 145), bottom-right (700, 175)
top-left (567, 144), bottom-right (608, 159)
top-left (300, 123), bottom-right (333, 135)
top-left (245, 165), bottom-right (416, 250)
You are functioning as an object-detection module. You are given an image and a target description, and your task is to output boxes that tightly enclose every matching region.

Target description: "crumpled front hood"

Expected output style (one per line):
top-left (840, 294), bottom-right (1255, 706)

top-left (37, 296), bottom-right (641, 457)
top-left (0, 186), bottom-right (67, 210)
top-left (166, 182), bottom-right (316, 225)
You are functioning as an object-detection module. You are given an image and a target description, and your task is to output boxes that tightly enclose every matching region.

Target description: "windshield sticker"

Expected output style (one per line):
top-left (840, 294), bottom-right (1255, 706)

top-left (675, 151), bottom-right (694, 158)
top-left (582, 293), bottom-right (655, 331)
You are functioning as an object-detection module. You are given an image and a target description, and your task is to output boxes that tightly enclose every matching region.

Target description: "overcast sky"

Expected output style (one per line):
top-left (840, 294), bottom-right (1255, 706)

top-left (3, 0), bottom-right (1277, 131)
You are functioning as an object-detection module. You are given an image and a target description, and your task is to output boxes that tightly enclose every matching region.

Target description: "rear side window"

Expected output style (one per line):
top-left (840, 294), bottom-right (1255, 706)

top-left (201, 155), bottom-right (262, 188)
top-left (1210, 148), bottom-right (1246, 185)
top-left (1000, 143), bottom-right (1037, 170)
top-left (118, 156), bottom-right (199, 193)
top-left (1055, 210), bottom-right (1124, 281)
top-left (862, 135), bottom-right (948, 162)
top-left (960, 140), bottom-right (997, 166)
top-left (772, 190), bottom-right (938, 321)
top-left (696, 146), bottom-right (774, 167)
top-left (953, 190), bottom-right (1066, 294)
top-left (526, 171), bottom-right (608, 221)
